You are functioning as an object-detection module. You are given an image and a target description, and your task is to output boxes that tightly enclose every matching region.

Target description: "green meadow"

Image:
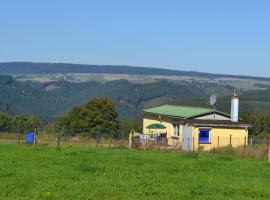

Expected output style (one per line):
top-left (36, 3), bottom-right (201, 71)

top-left (0, 143), bottom-right (269, 200)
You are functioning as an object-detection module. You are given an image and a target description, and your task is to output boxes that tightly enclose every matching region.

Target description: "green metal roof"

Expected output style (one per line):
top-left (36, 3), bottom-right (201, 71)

top-left (143, 104), bottom-right (230, 119)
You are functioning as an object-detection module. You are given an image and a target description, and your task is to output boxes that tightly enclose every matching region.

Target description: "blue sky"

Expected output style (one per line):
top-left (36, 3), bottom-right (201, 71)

top-left (0, 0), bottom-right (270, 76)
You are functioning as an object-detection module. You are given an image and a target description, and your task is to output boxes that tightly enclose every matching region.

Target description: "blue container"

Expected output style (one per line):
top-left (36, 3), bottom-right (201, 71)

top-left (26, 132), bottom-right (35, 143)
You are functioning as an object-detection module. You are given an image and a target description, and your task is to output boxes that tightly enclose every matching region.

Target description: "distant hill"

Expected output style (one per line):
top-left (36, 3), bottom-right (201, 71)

top-left (0, 74), bottom-right (270, 121)
top-left (0, 74), bottom-right (229, 120)
top-left (1, 62), bottom-right (270, 81)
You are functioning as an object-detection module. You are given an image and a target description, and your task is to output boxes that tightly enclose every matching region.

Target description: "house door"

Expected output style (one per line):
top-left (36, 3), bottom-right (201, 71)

top-left (182, 126), bottom-right (192, 151)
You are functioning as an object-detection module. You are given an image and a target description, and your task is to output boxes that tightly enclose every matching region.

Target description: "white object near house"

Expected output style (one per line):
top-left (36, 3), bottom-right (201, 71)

top-left (231, 92), bottom-right (239, 122)
top-left (210, 95), bottom-right (217, 106)
top-left (182, 125), bottom-right (193, 151)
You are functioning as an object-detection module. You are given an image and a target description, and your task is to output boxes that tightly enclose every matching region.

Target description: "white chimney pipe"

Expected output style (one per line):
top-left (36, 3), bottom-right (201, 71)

top-left (231, 93), bottom-right (239, 122)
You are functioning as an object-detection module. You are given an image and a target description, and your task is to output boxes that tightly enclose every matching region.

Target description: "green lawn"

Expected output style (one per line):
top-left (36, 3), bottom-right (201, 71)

top-left (0, 143), bottom-right (269, 200)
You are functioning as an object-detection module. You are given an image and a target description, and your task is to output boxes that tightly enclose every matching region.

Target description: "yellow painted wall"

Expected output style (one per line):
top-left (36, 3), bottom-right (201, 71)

top-left (143, 114), bottom-right (180, 145)
top-left (192, 127), bottom-right (248, 151)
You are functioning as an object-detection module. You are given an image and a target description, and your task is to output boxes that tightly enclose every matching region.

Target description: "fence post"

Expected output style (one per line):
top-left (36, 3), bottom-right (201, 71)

top-left (268, 147), bottom-right (270, 162)
top-left (230, 134), bottom-right (232, 147)
top-left (164, 137), bottom-right (167, 152)
top-left (198, 135), bottom-right (200, 151)
top-left (96, 129), bottom-right (101, 148)
top-left (33, 128), bottom-right (37, 147)
top-left (242, 135), bottom-right (247, 157)
top-left (267, 140), bottom-right (270, 162)
top-left (17, 124), bottom-right (20, 144)
top-left (17, 131), bottom-right (20, 144)
top-left (128, 133), bottom-right (132, 149)
top-left (144, 139), bottom-right (146, 150)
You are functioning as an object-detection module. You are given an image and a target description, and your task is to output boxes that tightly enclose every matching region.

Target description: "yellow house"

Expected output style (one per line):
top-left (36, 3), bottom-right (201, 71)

top-left (142, 96), bottom-right (250, 151)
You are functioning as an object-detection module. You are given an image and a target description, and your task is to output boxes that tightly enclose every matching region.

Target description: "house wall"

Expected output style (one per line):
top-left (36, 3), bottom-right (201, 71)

top-left (191, 127), bottom-right (248, 151)
top-left (195, 114), bottom-right (229, 120)
top-left (143, 113), bottom-right (180, 145)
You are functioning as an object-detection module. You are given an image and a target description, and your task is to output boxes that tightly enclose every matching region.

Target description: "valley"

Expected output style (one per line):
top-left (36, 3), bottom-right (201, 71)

top-left (1, 62), bottom-right (270, 121)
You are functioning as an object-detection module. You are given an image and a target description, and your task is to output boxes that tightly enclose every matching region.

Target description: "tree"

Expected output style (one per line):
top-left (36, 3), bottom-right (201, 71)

top-left (27, 116), bottom-right (41, 132)
top-left (54, 117), bottom-right (66, 149)
top-left (56, 97), bottom-right (119, 147)
top-left (252, 117), bottom-right (262, 136)
top-left (44, 122), bottom-right (55, 135)
top-left (0, 113), bottom-right (11, 132)
top-left (241, 112), bottom-right (270, 139)
top-left (85, 97), bottom-right (118, 146)
top-left (119, 117), bottom-right (142, 139)
top-left (13, 114), bottom-right (29, 133)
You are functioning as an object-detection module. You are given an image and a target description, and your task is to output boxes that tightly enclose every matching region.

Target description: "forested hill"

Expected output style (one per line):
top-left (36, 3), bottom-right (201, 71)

top-left (1, 62), bottom-right (270, 81)
top-left (1, 75), bottom-right (270, 121)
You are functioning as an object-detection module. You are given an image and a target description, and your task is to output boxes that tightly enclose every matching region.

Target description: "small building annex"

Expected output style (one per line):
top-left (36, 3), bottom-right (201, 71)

top-left (142, 94), bottom-right (251, 151)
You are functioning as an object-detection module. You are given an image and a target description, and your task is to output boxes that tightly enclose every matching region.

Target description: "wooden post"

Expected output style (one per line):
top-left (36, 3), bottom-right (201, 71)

top-left (129, 133), bottom-right (133, 149)
top-left (144, 140), bottom-right (146, 150)
top-left (198, 135), bottom-right (200, 151)
top-left (33, 133), bottom-right (35, 146)
top-left (229, 134), bottom-right (232, 147)
top-left (267, 140), bottom-right (270, 162)
top-left (164, 137), bottom-right (167, 152)
top-left (17, 123), bottom-right (20, 144)
top-left (96, 134), bottom-right (98, 148)
top-left (241, 136), bottom-right (246, 157)
top-left (268, 147), bottom-right (270, 162)
top-left (33, 128), bottom-right (37, 147)
top-left (17, 125), bottom-right (20, 144)
top-left (244, 136), bottom-right (247, 147)
top-left (17, 133), bottom-right (20, 144)
top-left (57, 132), bottom-right (60, 149)
top-left (109, 136), bottom-right (113, 150)
top-left (96, 130), bottom-right (100, 148)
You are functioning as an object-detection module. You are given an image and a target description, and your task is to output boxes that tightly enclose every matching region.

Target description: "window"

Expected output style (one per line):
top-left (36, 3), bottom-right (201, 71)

top-left (173, 123), bottom-right (179, 137)
top-left (199, 129), bottom-right (211, 144)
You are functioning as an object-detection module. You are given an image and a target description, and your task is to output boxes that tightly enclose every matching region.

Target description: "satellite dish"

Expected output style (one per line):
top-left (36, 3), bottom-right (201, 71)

top-left (210, 95), bottom-right (217, 106)
top-left (233, 88), bottom-right (237, 97)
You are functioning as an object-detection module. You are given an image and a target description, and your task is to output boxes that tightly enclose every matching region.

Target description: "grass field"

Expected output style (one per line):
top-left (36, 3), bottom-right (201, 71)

top-left (12, 73), bottom-right (270, 90)
top-left (13, 73), bottom-right (206, 84)
top-left (0, 143), bottom-right (270, 200)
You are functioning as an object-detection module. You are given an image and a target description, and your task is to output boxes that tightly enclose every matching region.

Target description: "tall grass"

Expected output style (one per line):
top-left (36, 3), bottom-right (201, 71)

top-left (0, 142), bottom-right (269, 199)
top-left (210, 145), bottom-right (268, 160)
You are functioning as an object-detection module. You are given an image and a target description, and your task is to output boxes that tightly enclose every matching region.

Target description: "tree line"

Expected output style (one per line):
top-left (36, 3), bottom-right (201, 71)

top-left (241, 112), bottom-right (270, 138)
top-left (2, 96), bottom-right (269, 140)
top-left (0, 97), bottom-right (142, 143)
top-left (0, 113), bottom-right (40, 133)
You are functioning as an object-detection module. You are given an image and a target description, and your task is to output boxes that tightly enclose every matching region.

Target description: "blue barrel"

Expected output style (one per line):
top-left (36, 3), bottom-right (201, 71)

top-left (26, 132), bottom-right (35, 143)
